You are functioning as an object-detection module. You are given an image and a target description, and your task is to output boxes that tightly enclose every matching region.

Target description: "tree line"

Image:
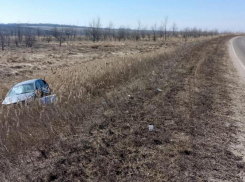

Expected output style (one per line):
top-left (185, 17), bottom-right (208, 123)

top-left (0, 17), bottom-right (220, 50)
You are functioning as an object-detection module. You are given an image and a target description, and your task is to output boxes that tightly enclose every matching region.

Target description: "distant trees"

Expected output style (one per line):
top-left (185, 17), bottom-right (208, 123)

top-left (65, 28), bottom-right (71, 40)
top-left (0, 31), bottom-right (5, 50)
top-left (71, 27), bottom-right (77, 39)
top-left (6, 33), bottom-right (11, 47)
top-left (146, 28), bottom-right (151, 41)
top-left (162, 16), bottom-right (168, 41)
top-left (0, 27), bottom-right (10, 50)
top-left (86, 17), bottom-right (102, 42)
top-left (151, 23), bottom-right (157, 41)
top-left (171, 23), bottom-right (178, 38)
top-left (58, 29), bottom-right (65, 46)
top-left (0, 17), bottom-right (222, 51)
top-left (37, 27), bottom-right (41, 39)
top-left (180, 27), bottom-right (219, 41)
top-left (158, 24), bottom-right (164, 39)
top-left (117, 26), bottom-right (126, 41)
top-left (82, 17), bottom-right (219, 42)
top-left (43, 30), bottom-right (52, 43)
top-left (133, 21), bottom-right (142, 41)
top-left (17, 25), bottom-right (23, 43)
top-left (52, 26), bottom-right (59, 39)
top-left (100, 21), bottom-right (116, 41)
top-left (25, 29), bottom-right (36, 47)
top-left (107, 22), bottom-right (115, 40)
top-left (52, 26), bottom-right (65, 46)
top-left (141, 26), bottom-right (147, 39)
top-left (11, 24), bottom-right (23, 47)
top-left (64, 27), bottom-right (77, 41)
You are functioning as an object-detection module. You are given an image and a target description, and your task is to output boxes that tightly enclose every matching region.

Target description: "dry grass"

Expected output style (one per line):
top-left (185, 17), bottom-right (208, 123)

top-left (0, 35), bottom-right (244, 181)
top-left (0, 36), bottom-right (216, 99)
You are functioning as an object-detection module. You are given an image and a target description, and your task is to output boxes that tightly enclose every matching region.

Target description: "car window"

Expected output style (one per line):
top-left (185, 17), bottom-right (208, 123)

top-left (41, 80), bottom-right (49, 88)
top-left (38, 80), bottom-right (44, 87)
top-left (42, 80), bottom-right (48, 85)
top-left (35, 81), bottom-right (41, 89)
top-left (42, 80), bottom-right (47, 85)
top-left (7, 83), bottom-right (34, 96)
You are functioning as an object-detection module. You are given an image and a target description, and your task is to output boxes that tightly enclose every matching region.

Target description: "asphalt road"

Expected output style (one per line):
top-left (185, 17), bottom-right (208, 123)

top-left (229, 36), bottom-right (245, 81)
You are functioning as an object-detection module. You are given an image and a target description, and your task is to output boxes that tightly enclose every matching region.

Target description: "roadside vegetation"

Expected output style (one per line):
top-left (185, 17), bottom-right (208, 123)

top-left (1, 18), bottom-right (245, 181)
top-left (0, 18), bottom-right (219, 48)
top-left (0, 34), bottom-right (245, 181)
top-left (0, 18), bottom-right (220, 102)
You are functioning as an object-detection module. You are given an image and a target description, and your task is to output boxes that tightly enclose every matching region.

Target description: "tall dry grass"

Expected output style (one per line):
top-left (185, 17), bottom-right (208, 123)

top-left (0, 43), bottom-right (179, 154)
top-left (1, 35), bottom-right (239, 181)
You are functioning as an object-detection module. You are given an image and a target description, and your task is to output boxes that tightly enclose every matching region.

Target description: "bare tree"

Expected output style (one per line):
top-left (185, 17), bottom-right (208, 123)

top-left (17, 24), bottom-right (23, 43)
top-left (151, 23), bottom-right (157, 41)
top-left (88, 17), bottom-right (102, 42)
top-left (25, 28), bottom-right (36, 47)
top-left (52, 26), bottom-right (59, 39)
top-left (171, 23), bottom-right (178, 38)
top-left (117, 26), bottom-right (126, 41)
top-left (158, 25), bottom-right (164, 39)
top-left (145, 27), bottom-right (151, 41)
top-left (0, 32), bottom-right (5, 50)
top-left (102, 23), bottom-right (111, 41)
top-left (46, 34), bottom-right (52, 43)
top-left (0, 27), bottom-right (11, 50)
top-left (134, 20), bottom-right (142, 41)
top-left (58, 28), bottom-right (65, 46)
top-left (84, 27), bottom-right (90, 40)
top-left (125, 27), bottom-right (132, 40)
top-left (37, 27), bottom-right (41, 39)
top-left (212, 29), bottom-right (218, 36)
top-left (51, 26), bottom-right (65, 46)
top-left (182, 27), bottom-right (190, 41)
top-left (14, 37), bottom-right (19, 47)
top-left (70, 27), bottom-right (77, 39)
top-left (107, 21), bottom-right (114, 40)
top-left (12, 25), bottom-right (20, 46)
top-left (141, 26), bottom-right (147, 39)
top-left (6, 33), bottom-right (11, 47)
top-left (65, 28), bottom-right (71, 41)
top-left (162, 16), bottom-right (168, 41)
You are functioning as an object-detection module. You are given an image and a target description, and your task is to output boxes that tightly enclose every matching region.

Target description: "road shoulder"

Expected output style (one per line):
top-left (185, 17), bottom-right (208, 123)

top-left (228, 37), bottom-right (245, 82)
top-left (228, 36), bottom-right (245, 181)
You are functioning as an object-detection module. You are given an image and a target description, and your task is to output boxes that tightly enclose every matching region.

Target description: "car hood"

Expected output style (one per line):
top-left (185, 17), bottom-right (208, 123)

top-left (2, 92), bottom-right (35, 105)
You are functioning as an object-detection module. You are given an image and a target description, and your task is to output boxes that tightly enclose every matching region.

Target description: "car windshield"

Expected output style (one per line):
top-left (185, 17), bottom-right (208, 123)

top-left (7, 83), bottom-right (35, 96)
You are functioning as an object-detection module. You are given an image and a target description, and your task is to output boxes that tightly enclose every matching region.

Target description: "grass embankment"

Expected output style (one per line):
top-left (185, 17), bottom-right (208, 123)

top-left (1, 35), bottom-right (244, 181)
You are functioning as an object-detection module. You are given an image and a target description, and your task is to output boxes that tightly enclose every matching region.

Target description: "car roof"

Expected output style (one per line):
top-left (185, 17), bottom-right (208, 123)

top-left (14, 79), bottom-right (41, 87)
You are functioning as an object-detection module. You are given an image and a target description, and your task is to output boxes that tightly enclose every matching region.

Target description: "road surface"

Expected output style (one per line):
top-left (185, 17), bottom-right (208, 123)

top-left (229, 36), bottom-right (245, 81)
top-left (229, 36), bottom-right (245, 181)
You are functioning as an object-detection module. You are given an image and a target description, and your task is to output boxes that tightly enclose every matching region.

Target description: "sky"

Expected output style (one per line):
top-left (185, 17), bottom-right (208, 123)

top-left (0, 0), bottom-right (244, 32)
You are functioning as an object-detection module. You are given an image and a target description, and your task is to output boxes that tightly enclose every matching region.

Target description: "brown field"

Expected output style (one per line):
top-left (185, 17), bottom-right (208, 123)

top-left (0, 37), bottom-right (212, 100)
top-left (1, 35), bottom-right (245, 181)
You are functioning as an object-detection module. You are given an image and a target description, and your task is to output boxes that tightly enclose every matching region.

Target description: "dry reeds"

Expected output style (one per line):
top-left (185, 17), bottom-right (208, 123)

top-left (0, 35), bottom-right (242, 181)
